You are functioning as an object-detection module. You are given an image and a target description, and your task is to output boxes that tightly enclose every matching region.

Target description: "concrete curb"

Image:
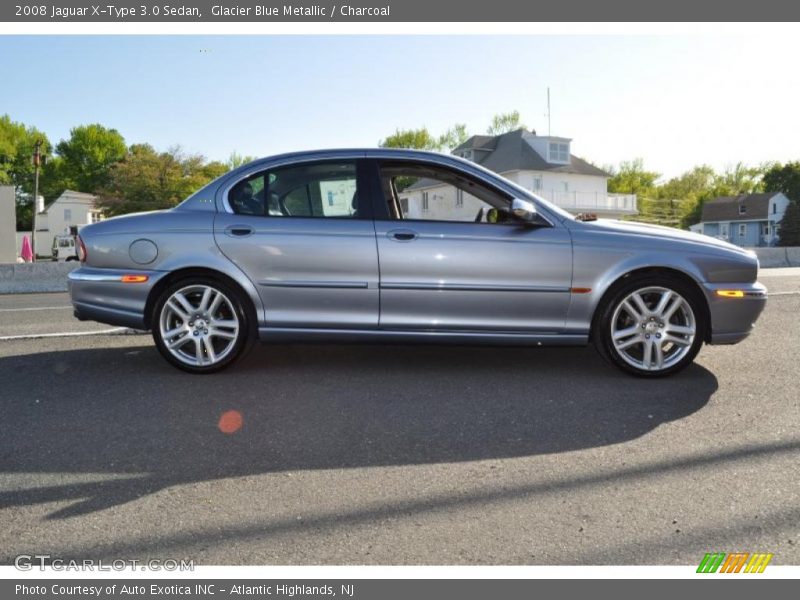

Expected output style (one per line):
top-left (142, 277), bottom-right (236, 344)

top-left (0, 262), bottom-right (80, 294)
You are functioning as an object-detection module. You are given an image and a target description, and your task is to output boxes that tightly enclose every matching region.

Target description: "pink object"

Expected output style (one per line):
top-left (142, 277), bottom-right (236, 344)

top-left (20, 235), bottom-right (33, 262)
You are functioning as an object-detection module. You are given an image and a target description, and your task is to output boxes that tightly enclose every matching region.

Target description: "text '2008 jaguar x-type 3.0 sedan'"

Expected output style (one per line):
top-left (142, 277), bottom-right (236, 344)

top-left (68, 149), bottom-right (767, 376)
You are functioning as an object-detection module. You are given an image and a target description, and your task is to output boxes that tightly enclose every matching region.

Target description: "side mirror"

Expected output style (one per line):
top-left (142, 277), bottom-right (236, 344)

top-left (511, 198), bottom-right (538, 223)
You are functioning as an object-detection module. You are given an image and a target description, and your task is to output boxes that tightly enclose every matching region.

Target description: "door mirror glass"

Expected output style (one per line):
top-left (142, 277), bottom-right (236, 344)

top-left (511, 198), bottom-right (538, 222)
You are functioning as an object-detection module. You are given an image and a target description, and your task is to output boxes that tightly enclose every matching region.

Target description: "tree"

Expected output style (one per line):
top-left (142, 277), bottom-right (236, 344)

top-left (37, 155), bottom-right (71, 204)
top-left (97, 144), bottom-right (228, 216)
top-left (226, 151), bottom-right (257, 170)
top-left (202, 160), bottom-right (229, 181)
top-left (487, 111), bottom-right (525, 135)
top-left (379, 127), bottom-right (441, 151)
top-left (606, 159), bottom-right (660, 196)
top-left (763, 162), bottom-right (800, 202)
top-left (55, 124), bottom-right (127, 194)
top-left (764, 162), bottom-right (800, 246)
top-left (0, 115), bottom-right (52, 229)
top-left (437, 124), bottom-right (469, 151)
top-left (655, 165), bottom-right (717, 228)
top-left (777, 199), bottom-right (800, 246)
top-left (713, 162), bottom-right (765, 196)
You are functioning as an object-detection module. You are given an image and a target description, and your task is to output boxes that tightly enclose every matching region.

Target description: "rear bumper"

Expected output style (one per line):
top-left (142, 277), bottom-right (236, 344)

top-left (68, 267), bottom-right (167, 330)
top-left (703, 281), bottom-right (768, 345)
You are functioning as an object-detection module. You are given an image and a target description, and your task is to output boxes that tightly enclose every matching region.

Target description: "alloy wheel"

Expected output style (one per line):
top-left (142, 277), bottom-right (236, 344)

top-left (610, 286), bottom-right (696, 372)
top-left (158, 284), bottom-right (240, 367)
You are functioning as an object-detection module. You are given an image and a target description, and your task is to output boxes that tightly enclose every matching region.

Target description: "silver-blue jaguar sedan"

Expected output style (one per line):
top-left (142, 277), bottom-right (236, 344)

top-left (68, 149), bottom-right (767, 376)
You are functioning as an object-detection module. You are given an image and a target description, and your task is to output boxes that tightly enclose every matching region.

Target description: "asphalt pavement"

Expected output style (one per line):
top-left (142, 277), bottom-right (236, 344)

top-left (0, 269), bottom-right (798, 565)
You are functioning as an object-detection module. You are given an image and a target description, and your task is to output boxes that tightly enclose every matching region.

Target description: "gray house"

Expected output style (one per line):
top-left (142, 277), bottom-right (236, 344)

top-left (693, 192), bottom-right (790, 247)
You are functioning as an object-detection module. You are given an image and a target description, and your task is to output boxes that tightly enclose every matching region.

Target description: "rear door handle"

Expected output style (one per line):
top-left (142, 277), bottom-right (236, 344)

top-left (226, 225), bottom-right (254, 237)
top-left (388, 229), bottom-right (418, 242)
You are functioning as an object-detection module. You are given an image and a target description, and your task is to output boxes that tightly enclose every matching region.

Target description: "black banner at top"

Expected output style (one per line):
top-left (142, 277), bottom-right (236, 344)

top-left (3, 0), bottom-right (800, 22)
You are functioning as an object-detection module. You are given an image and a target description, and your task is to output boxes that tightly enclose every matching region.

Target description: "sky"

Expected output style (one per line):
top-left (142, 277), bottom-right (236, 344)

top-left (1, 34), bottom-right (799, 180)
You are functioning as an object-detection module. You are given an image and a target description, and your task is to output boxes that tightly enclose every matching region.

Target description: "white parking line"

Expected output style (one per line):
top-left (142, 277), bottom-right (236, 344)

top-left (0, 306), bottom-right (72, 312)
top-left (0, 328), bottom-right (131, 341)
top-left (768, 291), bottom-right (800, 296)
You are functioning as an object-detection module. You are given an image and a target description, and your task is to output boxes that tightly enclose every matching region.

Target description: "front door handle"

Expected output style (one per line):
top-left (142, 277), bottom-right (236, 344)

top-left (226, 225), bottom-right (254, 237)
top-left (388, 229), bottom-right (418, 242)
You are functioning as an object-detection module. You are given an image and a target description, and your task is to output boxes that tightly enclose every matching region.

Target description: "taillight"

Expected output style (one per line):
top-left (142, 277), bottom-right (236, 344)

top-left (77, 235), bottom-right (87, 263)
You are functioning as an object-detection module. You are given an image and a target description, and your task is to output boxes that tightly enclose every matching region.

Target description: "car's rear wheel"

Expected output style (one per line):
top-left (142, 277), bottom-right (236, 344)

top-left (152, 278), bottom-right (251, 373)
top-left (594, 275), bottom-right (706, 377)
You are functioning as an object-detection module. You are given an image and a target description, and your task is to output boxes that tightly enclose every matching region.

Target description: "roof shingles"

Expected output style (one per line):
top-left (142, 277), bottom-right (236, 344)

top-left (408, 129), bottom-right (608, 190)
top-left (701, 193), bottom-right (779, 222)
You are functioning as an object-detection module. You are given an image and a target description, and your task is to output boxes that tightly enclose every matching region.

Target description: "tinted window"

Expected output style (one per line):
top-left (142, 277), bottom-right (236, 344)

top-left (229, 162), bottom-right (359, 218)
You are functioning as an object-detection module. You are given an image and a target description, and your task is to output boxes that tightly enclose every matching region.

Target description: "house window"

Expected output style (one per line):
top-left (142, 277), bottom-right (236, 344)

top-left (762, 223), bottom-right (771, 236)
top-left (738, 223), bottom-right (747, 237)
top-left (532, 177), bottom-right (542, 191)
top-left (63, 208), bottom-right (72, 222)
top-left (422, 192), bottom-right (429, 212)
top-left (461, 150), bottom-right (473, 161)
top-left (548, 142), bottom-right (569, 163)
top-left (773, 203), bottom-right (777, 214)
top-left (456, 189), bottom-right (464, 207)
top-left (739, 204), bottom-right (746, 215)
top-left (721, 223), bottom-right (729, 238)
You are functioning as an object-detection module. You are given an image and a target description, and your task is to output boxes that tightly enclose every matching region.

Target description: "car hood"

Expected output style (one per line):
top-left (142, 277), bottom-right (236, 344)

top-left (579, 219), bottom-right (754, 256)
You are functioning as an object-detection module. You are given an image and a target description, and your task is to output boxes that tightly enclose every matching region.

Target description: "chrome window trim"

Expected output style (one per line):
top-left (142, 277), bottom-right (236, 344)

top-left (218, 151), bottom-right (367, 215)
top-left (215, 150), bottom-right (559, 228)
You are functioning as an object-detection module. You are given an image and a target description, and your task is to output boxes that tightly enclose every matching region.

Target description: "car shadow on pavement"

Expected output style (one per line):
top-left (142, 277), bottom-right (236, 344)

top-left (0, 342), bottom-right (717, 520)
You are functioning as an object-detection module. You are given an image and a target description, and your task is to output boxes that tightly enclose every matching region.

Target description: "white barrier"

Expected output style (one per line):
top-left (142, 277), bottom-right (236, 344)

top-left (0, 262), bottom-right (80, 294)
top-left (749, 247), bottom-right (800, 269)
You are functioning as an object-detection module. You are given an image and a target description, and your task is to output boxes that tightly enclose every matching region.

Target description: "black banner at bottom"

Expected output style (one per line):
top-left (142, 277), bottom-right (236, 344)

top-left (2, 579), bottom-right (794, 600)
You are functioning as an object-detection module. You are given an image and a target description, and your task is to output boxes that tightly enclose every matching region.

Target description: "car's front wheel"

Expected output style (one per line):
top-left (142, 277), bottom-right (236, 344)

top-left (152, 278), bottom-right (251, 373)
top-left (594, 275), bottom-right (706, 377)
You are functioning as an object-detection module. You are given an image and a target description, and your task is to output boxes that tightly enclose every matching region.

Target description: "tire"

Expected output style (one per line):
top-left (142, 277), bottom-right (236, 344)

top-left (593, 274), bottom-right (706, 378)
top-left (151, 277), bottom-right (252, 374)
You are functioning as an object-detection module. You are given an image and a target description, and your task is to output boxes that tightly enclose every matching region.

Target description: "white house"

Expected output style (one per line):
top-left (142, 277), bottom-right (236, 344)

top-left (34, 190), bottom-right (104, 253)
top-left (691, 192), bottom-right (790, 247)
top-left (400, 129), bottom-right (637, 219)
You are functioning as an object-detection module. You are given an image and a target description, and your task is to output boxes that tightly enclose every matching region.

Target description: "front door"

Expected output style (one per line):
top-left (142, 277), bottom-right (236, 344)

top-left (214, 159), bottom-right (380, 329)
top-left (372, 160), bottom-right (573, 332)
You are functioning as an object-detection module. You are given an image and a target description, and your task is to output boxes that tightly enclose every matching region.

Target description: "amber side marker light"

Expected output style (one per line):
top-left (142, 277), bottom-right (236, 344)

top-left (121, 274), bottom-right (149, 283)
top-left (716, 289), bottom-right (745, 298)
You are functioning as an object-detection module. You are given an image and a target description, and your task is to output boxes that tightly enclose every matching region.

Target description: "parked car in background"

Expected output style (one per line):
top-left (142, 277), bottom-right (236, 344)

top-left (51, 233), bottom-right (79, 262)
top-left (68, 149), bottom-right (767, 377)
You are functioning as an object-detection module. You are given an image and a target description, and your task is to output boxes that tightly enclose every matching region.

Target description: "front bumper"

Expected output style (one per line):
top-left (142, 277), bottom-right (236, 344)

top-left (703, 281), bottom-right (768, 345)
top-left (68, 267), bottom-right (168, 330)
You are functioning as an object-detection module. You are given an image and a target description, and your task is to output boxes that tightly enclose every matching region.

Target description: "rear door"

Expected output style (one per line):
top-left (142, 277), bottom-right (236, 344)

top-left (214, 159), bottom-right (380, 329)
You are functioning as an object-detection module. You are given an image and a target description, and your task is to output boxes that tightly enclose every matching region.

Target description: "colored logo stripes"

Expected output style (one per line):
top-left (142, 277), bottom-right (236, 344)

top-left (697, 552), bottom-right (773, 573)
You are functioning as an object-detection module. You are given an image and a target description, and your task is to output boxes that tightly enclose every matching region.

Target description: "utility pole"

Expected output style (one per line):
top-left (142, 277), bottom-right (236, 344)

top-left (31, 139), bottom-right (43, 262)
top-left (547, 87), bottom-right (551, 136)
